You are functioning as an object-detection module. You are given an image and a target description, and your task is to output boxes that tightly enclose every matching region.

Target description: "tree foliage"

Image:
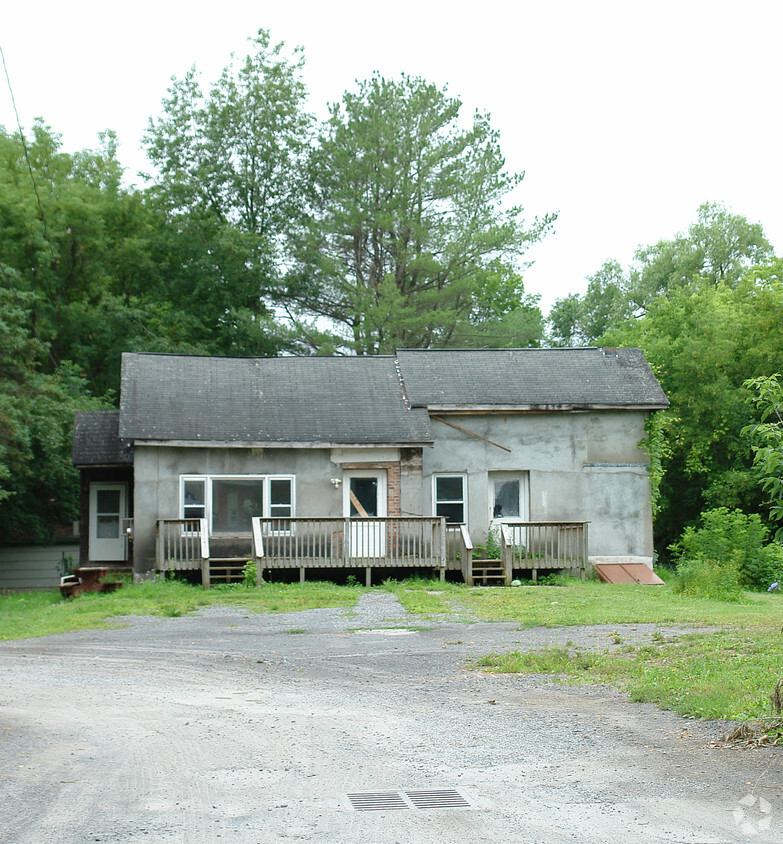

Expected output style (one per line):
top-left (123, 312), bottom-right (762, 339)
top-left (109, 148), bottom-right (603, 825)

top-left (144, 29), bottom-right (313, 355)
top-left (0, 285), bottom-right (101, 538)
top-left (603, 261), bottom-right (783, 556)
top-left (283, 73), bottom-right (553, 353)
top-left (743, 373), bottom-right (783, 539)
top-left (548, 203), bottom-right (774, 345)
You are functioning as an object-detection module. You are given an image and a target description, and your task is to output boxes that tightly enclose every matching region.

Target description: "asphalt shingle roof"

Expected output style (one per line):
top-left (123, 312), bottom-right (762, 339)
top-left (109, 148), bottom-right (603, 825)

top-left (72, 410), bottom-right (133, 466)
top-left (119, 353), bottom-right (433, 445)
top-left (396, 347), bottom-right (669, 410)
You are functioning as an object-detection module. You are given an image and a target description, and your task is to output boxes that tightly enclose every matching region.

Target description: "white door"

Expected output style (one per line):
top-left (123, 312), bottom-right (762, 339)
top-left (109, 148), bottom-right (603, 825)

top-left (343, 471), bottom-right (386, 557)
top-left (89, 484), bottom-right (127, 562)
top-left (489, 473), bottom-right (530, 549)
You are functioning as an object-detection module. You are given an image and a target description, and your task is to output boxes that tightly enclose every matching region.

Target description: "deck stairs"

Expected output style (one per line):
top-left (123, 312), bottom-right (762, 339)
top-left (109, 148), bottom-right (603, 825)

top-left (206, 557), bottom-right (248, 585)
top-left (470, 558), bottom-right (507, 586)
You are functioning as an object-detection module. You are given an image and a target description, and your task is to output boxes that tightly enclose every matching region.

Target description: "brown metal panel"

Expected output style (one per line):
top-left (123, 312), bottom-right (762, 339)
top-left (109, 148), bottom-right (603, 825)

top-left (622, 563), bottom-right (665, 585)
top-left (594, 563), bottom-right (664, 585)
top-left (594, 564), bottom-right (637, 584)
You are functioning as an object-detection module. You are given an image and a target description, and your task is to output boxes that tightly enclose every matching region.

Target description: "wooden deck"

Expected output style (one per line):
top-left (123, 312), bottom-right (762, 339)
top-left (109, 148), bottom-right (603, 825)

top-left (155, 517), bottom-right (587, 587)
top-left (156, 517), bottom-right (449, 588)
top-left (499, 521), bottom-right (588, 583)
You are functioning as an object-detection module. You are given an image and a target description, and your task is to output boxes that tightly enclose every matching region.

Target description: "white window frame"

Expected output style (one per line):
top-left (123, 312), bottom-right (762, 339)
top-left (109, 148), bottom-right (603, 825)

top-left (488, 472), bottom-right (530, 524)
top-left (180, 474), bottom-right (295, 535)
top-left (432, 473), bottom-right (467, 525)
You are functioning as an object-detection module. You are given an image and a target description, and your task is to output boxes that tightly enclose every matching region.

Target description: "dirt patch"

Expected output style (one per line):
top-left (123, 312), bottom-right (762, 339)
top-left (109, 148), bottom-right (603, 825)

top-left (1, 593), bottom-right (781, 843)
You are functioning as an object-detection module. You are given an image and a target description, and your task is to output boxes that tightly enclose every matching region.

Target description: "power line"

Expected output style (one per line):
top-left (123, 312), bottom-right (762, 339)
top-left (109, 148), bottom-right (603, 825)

top-left (0, 41), bottom-right (57, 270)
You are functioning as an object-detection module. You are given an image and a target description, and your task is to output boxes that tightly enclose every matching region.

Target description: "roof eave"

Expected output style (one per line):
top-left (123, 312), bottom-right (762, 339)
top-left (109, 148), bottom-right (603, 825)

top-left (421, 403), bottom-right (669, 413)
top-left (131, 439), bottom-right (434, 449)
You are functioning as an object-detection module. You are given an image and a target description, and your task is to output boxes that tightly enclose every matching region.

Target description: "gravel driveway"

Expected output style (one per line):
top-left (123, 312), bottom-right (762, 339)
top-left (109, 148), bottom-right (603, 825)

top-left (1, 592), bottom-right (781, 843)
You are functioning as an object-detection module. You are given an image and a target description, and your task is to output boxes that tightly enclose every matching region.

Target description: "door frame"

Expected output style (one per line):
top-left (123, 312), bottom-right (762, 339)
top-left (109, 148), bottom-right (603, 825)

top-left (88, 482), bottom-right (128, 562)
top-left (343, 470), bottom-right (387, 557)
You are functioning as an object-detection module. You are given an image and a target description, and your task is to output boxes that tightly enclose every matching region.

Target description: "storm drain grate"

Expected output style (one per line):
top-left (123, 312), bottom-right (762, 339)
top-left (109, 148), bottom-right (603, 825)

top-left (345, 788), bottom-right (472, 812)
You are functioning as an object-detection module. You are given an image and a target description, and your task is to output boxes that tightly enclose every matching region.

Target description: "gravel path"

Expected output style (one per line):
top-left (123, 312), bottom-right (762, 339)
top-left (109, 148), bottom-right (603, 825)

top-left (1, 593), bottom-right (781, 843)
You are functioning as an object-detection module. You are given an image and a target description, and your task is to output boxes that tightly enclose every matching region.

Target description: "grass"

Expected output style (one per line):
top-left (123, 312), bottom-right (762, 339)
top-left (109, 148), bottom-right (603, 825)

top-left (0, 579), bottom-right (363, 640)
top-left (4, 576), bottom-right (783, 722)
top-left (466, 580), bottom-right (783, 721)
top-left (475, 625), bottom-right (783, 721)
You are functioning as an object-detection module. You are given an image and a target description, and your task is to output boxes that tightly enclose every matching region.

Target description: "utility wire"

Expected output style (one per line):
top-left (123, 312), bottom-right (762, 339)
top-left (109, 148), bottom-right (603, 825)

top-left (1, 42), bottom-right (57, 269)
top-left (0, 41), bottom-right (60, 369)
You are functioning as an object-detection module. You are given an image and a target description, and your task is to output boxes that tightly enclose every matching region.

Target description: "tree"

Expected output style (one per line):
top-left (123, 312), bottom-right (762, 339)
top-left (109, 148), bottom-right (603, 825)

top-left (0, 123), bottom-right (172, 396)
top-left (144, 30), bottom-right (313, 355)
top-left (284, 73), bottom-right (554, 354)
top-left (628, 201), bottom-right (773, 314)
top-left (547, 203), bottom-right (773, 344)
top-left (0, 284), bottom-right (101, 539)
top-left (743, 373), bottom-right (783, 540)
top-left (548, 260), bottom-right (630, 345)
top-left (603, 262), bottom-right (783, 556)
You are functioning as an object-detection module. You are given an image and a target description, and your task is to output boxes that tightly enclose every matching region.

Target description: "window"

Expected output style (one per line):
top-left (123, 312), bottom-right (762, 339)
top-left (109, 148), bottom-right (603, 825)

top-left (183, 479), bottom-right (206, 521)
top-left (180, 475), bottom-right (294, 534)
top-left (492, 479), bottom-right (520, 519)
top-left (211, 478), bottom-right (263, 533)
top-left (433, 474), bottom-right (466, 524)
top-left (269, 478), bottom-right (293, 532)
top-left (95, 489), bottom-right (121, 538)
top-left (489, 472), bottom-right (529, 523)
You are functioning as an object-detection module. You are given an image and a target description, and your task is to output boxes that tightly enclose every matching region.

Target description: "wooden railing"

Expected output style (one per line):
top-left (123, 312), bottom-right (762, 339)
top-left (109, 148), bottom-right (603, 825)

top-left (156, 519), bottom-right (209, 571)
top-left (446, 524), bottom-right (473, 583)
top-left (499, 521), bottom-right (588, 581)
top-left (252, 517), bottom-right (447, 584)
top-left (155, 517), bottom-right (586, 586)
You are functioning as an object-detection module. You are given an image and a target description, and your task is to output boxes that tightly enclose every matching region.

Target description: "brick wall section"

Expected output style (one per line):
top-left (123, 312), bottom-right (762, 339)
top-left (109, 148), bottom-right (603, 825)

top-left (342, 462), bottom-right (401, 516)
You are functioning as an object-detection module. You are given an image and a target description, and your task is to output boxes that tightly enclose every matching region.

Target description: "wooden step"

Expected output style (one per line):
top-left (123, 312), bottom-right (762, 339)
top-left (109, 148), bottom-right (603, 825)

top-left (471, 558), bottom-right (506, 586)
top-left (207, 557), bottom-right (249, 584)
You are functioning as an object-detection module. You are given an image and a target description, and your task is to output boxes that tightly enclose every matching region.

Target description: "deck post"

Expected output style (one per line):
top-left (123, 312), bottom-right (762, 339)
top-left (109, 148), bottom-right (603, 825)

top-left (201, 558), bottom-right (211, 589)
top-left (300, 566), bottom-right (305, 584)
top-left (582, 522), bottom-right (589, 580)
top-left (156, 521), bottom-right (163, 573)
top-left (365, 566), bottom-right (371, 587)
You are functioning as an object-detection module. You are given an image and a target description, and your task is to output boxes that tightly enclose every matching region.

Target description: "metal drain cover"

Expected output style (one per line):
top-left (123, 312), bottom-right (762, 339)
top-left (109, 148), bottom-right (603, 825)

top-left (345, 788), bottom-right (472, 811)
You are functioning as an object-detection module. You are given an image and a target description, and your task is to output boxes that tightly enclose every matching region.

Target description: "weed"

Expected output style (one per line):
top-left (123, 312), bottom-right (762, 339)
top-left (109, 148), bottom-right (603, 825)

top-left (242, 560), bottom-right (257, 587)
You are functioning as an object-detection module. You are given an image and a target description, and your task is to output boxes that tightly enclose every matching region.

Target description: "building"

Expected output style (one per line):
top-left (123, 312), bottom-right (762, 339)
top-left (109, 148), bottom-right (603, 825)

top-left (72, 348), bottom-right (668, 585)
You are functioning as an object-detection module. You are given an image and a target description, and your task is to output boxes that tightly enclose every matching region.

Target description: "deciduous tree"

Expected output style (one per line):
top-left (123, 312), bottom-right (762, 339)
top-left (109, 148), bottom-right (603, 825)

top-left (144, 30), bottom-right (313, 354)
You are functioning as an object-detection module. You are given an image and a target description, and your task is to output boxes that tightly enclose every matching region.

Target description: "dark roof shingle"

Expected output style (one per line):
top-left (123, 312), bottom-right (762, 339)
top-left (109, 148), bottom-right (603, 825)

top-left (396, 347), bottom-right (668, 410)
top-left (72, 411), bottom-right (133, 466)
top-left (119, 353), bottom-right (433, 445)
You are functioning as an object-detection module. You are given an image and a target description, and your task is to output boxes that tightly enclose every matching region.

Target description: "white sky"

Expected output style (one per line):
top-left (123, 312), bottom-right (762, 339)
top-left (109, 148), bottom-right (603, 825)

top-left (2, 0), bottom-right (781, 313)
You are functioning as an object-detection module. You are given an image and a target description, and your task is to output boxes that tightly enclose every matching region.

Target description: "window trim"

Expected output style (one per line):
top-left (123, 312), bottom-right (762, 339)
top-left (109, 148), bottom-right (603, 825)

top-left (432, 473), bottom-right (467, 525)
top-left (179, 474), bottom-right (295, 535)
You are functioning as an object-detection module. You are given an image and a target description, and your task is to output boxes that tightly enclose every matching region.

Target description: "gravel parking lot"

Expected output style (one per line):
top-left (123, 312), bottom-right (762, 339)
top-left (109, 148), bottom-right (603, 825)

top-left (1, 592), bottom-right (781, 843)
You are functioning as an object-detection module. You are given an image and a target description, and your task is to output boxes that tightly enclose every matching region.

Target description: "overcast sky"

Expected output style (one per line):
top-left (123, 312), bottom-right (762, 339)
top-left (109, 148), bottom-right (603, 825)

top-left (2, 0), bottom-right (781, 313)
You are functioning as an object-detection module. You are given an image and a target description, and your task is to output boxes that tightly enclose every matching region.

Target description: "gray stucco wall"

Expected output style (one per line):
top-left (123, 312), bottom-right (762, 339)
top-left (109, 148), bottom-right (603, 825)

top-left (131, 409), bottom-right (656, 570)
top-left (421, 411), bottom-right (654, 560)
top-left (132, 446), bottom-right (419, 571)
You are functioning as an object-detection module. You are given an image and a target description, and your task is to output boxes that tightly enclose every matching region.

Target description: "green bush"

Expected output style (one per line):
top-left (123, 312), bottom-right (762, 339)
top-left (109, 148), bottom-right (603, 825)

top-left (485, 528), bottom-right (502, 560)
top-left (674, 507), bottom-right (777, 590)
top-left (242, 560), bottom-right (258, 587)
top-left (675, 556), bottom-right (743, 601)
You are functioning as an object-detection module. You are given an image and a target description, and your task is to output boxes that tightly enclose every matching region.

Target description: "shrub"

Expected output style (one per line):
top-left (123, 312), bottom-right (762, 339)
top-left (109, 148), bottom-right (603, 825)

top-left (242, 560), bottom-right (258, 587)
top-left (675, 557), bottom-right (742, 601)
top-left (675, 507), bottom-right (774, 590)
top-left (485, 528), bottom-right (502, 560)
